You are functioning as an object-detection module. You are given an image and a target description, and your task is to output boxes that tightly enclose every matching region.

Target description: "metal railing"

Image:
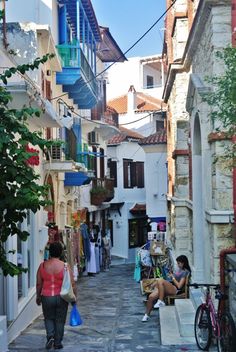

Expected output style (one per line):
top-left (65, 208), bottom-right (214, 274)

top-left (56, 42), bottom-right (98, 95)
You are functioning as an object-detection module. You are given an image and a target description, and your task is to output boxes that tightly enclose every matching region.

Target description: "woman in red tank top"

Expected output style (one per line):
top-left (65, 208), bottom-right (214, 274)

top-left (36, 242), bottom-right (76, 350)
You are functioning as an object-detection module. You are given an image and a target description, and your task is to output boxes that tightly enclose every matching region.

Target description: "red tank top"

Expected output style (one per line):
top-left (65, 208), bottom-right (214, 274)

top-left (40, 263), bottom-right (64, 296)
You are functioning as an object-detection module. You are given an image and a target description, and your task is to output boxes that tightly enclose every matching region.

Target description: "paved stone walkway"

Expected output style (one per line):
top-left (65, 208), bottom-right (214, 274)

top-left (9, 263), bottom-right (217, 351)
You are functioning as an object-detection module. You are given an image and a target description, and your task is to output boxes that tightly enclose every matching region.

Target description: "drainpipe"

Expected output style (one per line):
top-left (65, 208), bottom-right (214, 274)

top-left (219, 1), bottom-right (236, 296)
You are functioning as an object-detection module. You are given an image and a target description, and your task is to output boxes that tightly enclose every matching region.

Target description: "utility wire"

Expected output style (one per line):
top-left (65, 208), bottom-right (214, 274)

top-left (49, 0), bottom-right (177, 102)
top-left (120, 112), bottom-right (154, 126)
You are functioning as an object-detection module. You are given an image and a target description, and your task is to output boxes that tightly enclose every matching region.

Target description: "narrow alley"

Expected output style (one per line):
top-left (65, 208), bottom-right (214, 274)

top-left (8, 263), bottom-right (216, 352)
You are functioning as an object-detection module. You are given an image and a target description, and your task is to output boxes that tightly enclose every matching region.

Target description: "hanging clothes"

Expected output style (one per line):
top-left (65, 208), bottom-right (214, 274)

top-left (87, 242), bottom-right (96, 274)
top-left (101, 235), bottom-right (111, 271)
top-left (80, 223), bottom-right (91, 261)
top-left (72, 231), bottom-right (80, 264)
top-left (134, 251), bottom-right (141, 282)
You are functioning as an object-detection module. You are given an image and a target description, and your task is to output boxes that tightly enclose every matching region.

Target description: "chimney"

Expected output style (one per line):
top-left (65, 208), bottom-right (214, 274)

top-left (127, 85), bottom-right (136, 113)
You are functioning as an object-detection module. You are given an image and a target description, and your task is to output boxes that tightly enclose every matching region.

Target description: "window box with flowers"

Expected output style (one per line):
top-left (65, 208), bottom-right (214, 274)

top-left (90, 186), bottom-right (108, 206)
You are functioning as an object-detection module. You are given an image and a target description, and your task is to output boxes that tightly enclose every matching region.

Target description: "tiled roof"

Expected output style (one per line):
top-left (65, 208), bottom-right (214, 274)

top-left (129, 203), bottom-right (146, 214)
top-left (108, 126), bottom-right (144, 145)
top-left (107, 92), bottom-right (165, 114)
top-left (139, 129), bottom-right (167, 145)
top-left (97, 26), bottom-right (127, 62)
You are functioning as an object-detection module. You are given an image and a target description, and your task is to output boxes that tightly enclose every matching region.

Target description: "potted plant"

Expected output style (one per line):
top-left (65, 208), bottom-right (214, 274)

top-left (90, 185), bottom-right (108, 205)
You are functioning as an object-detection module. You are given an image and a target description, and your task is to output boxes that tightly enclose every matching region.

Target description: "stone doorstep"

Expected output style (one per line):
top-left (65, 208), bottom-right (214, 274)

top-left (159, 306), bottom-right (195, 345)
top-left (175, 299), bottom-right (195, 337)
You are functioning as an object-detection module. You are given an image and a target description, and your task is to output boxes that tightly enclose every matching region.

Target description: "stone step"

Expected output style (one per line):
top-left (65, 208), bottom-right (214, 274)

top-left (175, 299), bottom-right (195, 337)
top-left (159, 305), bottom-right (196, 345)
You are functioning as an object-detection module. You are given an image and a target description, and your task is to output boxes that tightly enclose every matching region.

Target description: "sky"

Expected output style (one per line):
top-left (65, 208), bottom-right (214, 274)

top-left (91, 0), bottom-right (167, 58)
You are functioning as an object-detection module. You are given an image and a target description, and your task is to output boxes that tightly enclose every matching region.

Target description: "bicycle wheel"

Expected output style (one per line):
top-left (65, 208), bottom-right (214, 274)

top-left (194, 305), bottom-right (212, 350)
top-left (217, 312), bottom-right (236, 352)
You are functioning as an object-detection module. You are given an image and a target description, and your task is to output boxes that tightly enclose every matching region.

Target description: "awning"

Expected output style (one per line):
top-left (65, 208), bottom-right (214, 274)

top-left (129, 203), bottom-right (146, 215)
top-left (64, 172), bottom-right (91, 186)
top-left (109, 202), bottom-right (124, 216)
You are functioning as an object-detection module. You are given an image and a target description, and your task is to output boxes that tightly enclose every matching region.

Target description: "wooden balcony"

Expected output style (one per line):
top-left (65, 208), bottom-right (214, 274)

top-left (90, 178), bottom-right (114, 206)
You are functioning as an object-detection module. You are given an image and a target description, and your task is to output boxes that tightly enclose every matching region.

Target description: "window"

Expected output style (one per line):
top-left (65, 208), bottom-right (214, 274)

top-left (156, 120), bottom-right (164, 132)
top-left (108, 159), bottom-right (117, 187)
top-left (123, 159), bottom-right (144, 188)
top-left (100, 148), bottom-right (104, 178)
top-left (146, 75), bottom-right (154, 89)
top-left (45, 80), bottom-right (52, 100)
top-left (129, 219), bottom-right (150, 248)
top-left (136, 162), bottom-right (144, 188)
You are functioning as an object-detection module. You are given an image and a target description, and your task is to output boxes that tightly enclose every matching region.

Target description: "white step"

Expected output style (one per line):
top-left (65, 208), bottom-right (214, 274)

top-left (175, 299), bottom-right (195, 337)
top-left (160, 306), bottom-right (195, 345)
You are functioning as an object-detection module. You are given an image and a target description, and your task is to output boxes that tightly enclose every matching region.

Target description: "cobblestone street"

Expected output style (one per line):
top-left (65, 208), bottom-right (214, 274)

top-left (9, 263), bottom-right (216, 351)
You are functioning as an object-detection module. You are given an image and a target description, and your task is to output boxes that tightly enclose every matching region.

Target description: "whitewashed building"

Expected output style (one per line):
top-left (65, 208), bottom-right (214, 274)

top-left (107, 127), bottom-right (146, 262)
top-left (107, 54), bottom-right (166, 101)
top-left (105, 83), bottom-right (168, 262)
top-left (107, 85), bottom-right (165, 137)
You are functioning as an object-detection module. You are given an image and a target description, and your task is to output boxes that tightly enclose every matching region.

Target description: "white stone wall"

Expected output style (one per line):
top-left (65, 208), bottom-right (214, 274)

top-left (187, 2), bottom-right (232, 283)
top-left (174, 205), bottom-right (192, 262)
top-left (172, 0), bottom-right (188, 13)
top-left (173, 18), bottom-right (189, 61)
top-left (192, 6), bottom-right (231, 79)
top-left (211, 141), bottom-right (233, 211)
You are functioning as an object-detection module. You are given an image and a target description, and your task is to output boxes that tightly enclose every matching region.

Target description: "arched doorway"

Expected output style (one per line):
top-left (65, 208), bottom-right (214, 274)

top-left (192, 113), bottom-right (205, 281)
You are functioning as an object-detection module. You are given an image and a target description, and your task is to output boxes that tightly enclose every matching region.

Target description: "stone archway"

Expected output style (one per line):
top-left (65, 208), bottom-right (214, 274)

top-left (192, 113), bottom-right (205, 282)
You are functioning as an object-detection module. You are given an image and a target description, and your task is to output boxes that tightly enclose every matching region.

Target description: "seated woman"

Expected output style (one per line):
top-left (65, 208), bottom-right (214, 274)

top-left (142, 255), bottom-right (191, 322)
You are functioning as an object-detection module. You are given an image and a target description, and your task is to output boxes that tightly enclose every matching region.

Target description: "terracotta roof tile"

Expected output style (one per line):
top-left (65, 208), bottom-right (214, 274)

top-left (139, 129), bottom-right (167, 145)
top-left (108, 126), bottom-right (144, 145)
top-left (130, 203), bottom-right (146, 214)
top-left (119, 126), bottom-right (144, 139)
top-left (107, 92), bottom-right (166, 114)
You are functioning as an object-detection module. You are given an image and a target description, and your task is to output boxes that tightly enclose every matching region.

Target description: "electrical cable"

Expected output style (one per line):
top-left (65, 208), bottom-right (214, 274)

top-left (120, 112), bottom-right (154, 126)
top-left (49, 0), bottom-right (177, 102)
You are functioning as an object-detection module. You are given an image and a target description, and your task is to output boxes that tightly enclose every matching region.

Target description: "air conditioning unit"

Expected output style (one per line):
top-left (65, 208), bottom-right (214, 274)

top-left (88, 131), bottom-right (99, 145)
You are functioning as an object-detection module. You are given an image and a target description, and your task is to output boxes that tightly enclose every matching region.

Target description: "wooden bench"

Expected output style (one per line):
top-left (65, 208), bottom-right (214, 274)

top-left (165, 275), bottom-right (189, 305)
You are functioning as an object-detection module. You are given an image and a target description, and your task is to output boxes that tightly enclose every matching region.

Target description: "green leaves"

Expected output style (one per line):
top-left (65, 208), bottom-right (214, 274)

top-left (0, 53), bottom-right (55, 85)
top-left (203, 46), bottom-right (236, 169)
top-left (0, 55), bottom-right (57, 276)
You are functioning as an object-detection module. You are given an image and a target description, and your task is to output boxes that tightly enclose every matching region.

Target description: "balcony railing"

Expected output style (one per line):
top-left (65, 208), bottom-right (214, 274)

top-left (56, 42), bottom-right (98, 96)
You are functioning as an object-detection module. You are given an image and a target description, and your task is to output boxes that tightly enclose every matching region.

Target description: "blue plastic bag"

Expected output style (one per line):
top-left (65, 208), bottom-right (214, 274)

top-left (69, 304), bottom-right (83, 326)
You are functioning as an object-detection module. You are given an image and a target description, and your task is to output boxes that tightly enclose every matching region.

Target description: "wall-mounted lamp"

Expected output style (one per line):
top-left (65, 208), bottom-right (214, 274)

top-left (46, 70), bottom-right (51, 76)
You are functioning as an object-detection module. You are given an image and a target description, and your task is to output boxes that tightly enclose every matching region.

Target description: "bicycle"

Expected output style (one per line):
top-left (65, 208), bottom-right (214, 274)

top-left (189, 283), bottom-right (236, 352)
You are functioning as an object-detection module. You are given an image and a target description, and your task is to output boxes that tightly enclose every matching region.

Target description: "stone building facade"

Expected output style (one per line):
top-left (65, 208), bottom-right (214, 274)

top-left (163, 0), bottom-right (234, 283)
